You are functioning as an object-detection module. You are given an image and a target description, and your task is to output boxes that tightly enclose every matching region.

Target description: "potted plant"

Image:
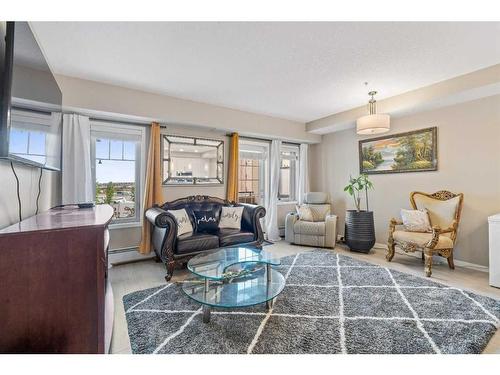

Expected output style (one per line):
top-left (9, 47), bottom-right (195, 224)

top-left (343, 174), bottom-right (375, 253)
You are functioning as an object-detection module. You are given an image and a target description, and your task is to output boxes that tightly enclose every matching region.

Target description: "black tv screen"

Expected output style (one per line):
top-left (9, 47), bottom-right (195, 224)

top-left (0, 21), bottom-right (62, 171)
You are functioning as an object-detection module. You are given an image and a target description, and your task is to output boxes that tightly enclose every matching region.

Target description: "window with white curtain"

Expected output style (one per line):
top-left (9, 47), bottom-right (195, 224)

top-left (238, 139), bottom-right (269, 206)
top-left (90, 121), bottom-right (146, 225)
top-left (278, 144), bottom-right (299, 202)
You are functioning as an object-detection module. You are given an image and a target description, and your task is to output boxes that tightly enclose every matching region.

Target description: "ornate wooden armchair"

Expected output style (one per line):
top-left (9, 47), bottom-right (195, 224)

top-left (386, 190), bottom-right (464, 277)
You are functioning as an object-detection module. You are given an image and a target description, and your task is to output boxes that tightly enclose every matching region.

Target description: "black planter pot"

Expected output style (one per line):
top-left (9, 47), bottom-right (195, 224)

top-left (344, 210), bottom-right (375, 253)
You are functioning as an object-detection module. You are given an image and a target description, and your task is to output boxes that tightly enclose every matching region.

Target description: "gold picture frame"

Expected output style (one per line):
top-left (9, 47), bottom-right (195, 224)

top-left (359, 127), bottom-right (437, 175)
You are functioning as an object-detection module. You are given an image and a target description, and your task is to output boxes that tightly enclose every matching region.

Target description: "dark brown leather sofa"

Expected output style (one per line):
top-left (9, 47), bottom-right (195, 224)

top-left (145, 195), bottom-right (266, 281)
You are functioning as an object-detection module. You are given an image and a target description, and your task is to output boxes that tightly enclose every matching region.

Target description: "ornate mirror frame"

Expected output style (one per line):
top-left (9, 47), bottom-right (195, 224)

top-left (162, 134), bottom-right (224, 185)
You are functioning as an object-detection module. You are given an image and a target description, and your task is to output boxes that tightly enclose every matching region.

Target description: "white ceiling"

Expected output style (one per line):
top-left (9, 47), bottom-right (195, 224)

top-left (30, 22), bottom-right (500, 123)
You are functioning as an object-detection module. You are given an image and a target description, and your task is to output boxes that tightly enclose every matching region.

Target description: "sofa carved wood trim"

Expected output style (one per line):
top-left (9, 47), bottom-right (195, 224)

top-left (386, 190), bottom-right (464, 277)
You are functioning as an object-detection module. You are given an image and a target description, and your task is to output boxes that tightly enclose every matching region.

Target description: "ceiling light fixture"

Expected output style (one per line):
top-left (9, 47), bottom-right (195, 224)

top-left (356, 90), bottom-right (390, 135)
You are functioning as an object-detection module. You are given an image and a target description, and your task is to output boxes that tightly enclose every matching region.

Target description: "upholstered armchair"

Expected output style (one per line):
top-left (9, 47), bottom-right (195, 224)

top-left (386, 190), bottom-right (464, 277)
top-left (285, 192), bottom-right (337, 248)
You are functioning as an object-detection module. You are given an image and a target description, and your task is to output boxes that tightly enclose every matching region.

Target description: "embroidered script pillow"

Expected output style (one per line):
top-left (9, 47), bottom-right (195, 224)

top-left (296, 205), bottom-right (314, 222)
top-left (168, 208), bottom-right (193, 237)
top-left (219, 206), bottom-right (244, 230)
top-left (193, 210), bottom-right (219, 233)
top-left (400, 209), bottom-right (431, 232)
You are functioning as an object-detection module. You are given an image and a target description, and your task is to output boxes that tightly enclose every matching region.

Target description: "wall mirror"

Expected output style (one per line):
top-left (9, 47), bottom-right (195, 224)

top-left (162, 135), bottom-right (224, 185)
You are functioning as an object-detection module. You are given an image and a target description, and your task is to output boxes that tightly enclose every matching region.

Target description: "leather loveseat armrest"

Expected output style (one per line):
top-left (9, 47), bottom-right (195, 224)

top-left (145, 206), bottom-right (177, 229)
top-left (144, 206), bottom-right (178, 261)
top-left (239, 203), bottom-right (266, 244)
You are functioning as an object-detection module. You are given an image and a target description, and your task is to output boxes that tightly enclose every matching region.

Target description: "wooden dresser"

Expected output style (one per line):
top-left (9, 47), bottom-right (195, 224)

top-left (0, 204), bottom-right (114, 353)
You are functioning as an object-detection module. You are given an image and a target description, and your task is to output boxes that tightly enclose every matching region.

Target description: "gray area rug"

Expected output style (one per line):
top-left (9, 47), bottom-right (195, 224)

top-left (122, 250), bottom-right (500, 354)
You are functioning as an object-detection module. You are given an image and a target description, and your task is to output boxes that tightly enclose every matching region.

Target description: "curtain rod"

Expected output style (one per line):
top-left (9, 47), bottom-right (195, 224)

top-left (88, 116), bottom-right (154, 127)
top-left (236, 134), bottom-right (300, 146)
top-left (88, 116), bottom-right (170, 129)
top-left (12, 106), bottom-right (52, 116)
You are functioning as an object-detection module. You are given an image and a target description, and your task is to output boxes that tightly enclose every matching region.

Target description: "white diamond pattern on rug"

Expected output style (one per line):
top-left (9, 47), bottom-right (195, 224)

top-left (422, 320), bottom-right (498, 354)
top-left (295, 251), bottom-right (338, 266)
top-left (287, 265), bottom-right (339, 286)
top-left (344, 319), bottom-right (435, 354)
top-left (122, 249), bottom-right (500, 354)
top-left (403, 288), bottom-right (494, 321)
top-left (340, 267), bottom-right (394, 286)
top-left (156, 313), bottom-right (264, 354)
top-left (343, 287), bottom-right (413, 318)
top-left (272, 285), bottom-right (340, 316)
top-left (252, 316), bottom-right (342, 354)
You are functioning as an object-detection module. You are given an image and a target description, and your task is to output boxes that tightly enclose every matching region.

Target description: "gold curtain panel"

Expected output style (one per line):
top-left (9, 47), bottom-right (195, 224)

top-left (226, 132), bottom-right (239, 202)
top-left (139, 122), bottom-right (164, 254)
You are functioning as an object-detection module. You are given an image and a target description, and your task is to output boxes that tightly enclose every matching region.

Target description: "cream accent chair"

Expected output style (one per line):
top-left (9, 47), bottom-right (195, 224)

top-left (387, 190), bottom-right (464, 277)
top-left (285, 192), bottom-right (338, 248)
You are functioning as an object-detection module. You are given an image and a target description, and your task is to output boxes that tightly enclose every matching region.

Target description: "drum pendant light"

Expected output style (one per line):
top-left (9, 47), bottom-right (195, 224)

top-left (356, 91), bottom-right (390, 135)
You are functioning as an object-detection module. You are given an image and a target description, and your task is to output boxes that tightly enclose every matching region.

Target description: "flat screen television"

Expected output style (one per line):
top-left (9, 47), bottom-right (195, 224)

top-left (0, 21), bottom-right (62, 171)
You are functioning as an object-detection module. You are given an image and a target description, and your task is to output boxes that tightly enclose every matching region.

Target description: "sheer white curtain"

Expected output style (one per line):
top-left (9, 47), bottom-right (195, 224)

top-left (297, 143), bottom-right (309, 204)
top-left (62, 114), bottom-right (93, 204)
top-left (266, 139), bottom-right (281, 241)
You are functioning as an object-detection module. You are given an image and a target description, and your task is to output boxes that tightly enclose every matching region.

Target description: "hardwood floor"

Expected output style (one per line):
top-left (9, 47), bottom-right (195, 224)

top-left (108, 242), bottom-right (500, 354)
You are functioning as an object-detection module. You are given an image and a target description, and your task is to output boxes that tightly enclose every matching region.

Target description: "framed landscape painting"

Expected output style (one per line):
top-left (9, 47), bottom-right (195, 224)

top-left (359, 127), bottom-right (437, 174)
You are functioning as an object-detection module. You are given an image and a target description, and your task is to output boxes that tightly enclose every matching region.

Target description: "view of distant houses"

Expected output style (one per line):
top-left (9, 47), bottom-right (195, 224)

top-left (95, 182), bottom-right (135, 219)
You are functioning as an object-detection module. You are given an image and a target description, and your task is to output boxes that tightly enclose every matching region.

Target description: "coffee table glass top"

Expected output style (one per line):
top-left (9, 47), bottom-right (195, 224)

top-left (186, 246), bottom-right (281, 280)
top-left (182, 268), bottom-right (285, 308)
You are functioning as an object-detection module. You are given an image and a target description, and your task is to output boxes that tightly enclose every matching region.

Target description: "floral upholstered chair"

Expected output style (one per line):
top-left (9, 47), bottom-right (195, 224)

top-left (386, 190), bottom-right (464, 277)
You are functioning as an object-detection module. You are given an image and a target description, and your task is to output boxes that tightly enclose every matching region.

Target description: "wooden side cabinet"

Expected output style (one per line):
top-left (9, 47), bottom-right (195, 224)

top-left (0, 205), bottom-right (114, 353)
top-left (489, 213), bottom-right (500, 288)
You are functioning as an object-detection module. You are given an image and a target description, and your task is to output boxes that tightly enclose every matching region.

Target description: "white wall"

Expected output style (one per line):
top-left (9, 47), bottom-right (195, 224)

top-left (0, 161), bottom-right (60, 228)
top-left (310, 94), bottom-right (500, 267)
top-left (56, 74), bottom-right (321, 144)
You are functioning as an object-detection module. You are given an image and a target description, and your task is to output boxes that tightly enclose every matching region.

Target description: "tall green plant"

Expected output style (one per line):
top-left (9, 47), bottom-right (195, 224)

top-left (105, 181), bottom-right (115, 204)
top-left (343, 174), bottom-right (374, 212)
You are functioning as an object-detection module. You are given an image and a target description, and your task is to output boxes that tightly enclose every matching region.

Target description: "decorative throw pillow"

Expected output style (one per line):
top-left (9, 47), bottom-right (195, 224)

top-left (296, 205), bottom-right (314, 222)
top-left (218, 206), bottom-right (244, 230)
top-left (168, 208), bottom-right (193, 237)
top-left (308, 204), bottom-right (331, 222)
top-left (193, 210), bottom-right (219, 233)
top-left (400, 209), bottom-right (432, 232)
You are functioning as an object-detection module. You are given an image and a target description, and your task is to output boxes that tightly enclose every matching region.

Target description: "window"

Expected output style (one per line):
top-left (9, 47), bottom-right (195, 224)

top-left (239, 158), bottom-right (260, 204)
top-left (238, 140), bottom-right (269, 205)
top-left (90, 122), bottom-right (145, 225)
top-left (10, 127), bottom-right (46, 164)
top-left (8, 109), bottom-right (61, 168)
top-left (278, 144), bottom-right (299, 202)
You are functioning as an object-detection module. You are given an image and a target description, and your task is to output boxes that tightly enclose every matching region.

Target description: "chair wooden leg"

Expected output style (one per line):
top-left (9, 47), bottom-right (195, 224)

top-left (386, 243), bottom-right (395, 262)
top-left (424, 248), bottom-right (433, 277)
top-left (421, 251), bottom-right (425, 262)
top-left (447, 253), bottom-right (455, 270)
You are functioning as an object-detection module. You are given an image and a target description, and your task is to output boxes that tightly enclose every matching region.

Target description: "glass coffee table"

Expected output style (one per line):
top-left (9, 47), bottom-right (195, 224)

top-left (182, 246), bottom-right (285, 323)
